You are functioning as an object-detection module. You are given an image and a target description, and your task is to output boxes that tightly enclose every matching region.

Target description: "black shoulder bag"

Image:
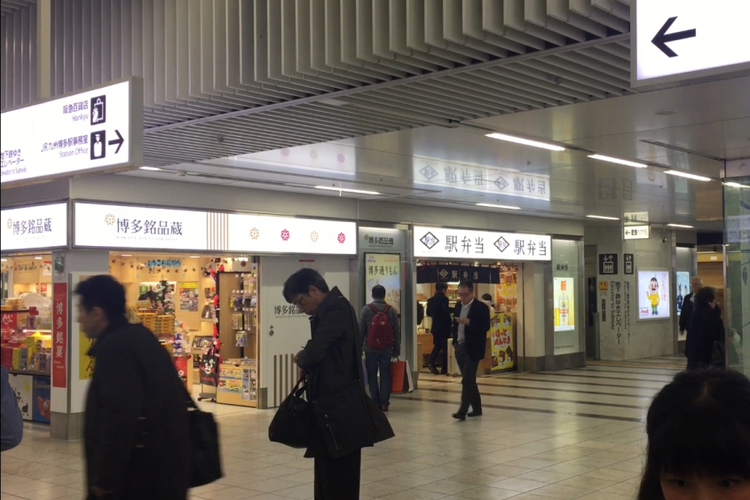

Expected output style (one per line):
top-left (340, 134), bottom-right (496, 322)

top-left (185, 391), bottom-right (223, 487)
top-left (268, 376), bottom-right (315, 449)
top-left (311, 307), bottom-right (395, 460)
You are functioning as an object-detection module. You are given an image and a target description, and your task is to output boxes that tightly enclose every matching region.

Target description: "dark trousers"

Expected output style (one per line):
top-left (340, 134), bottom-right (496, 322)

top-left (429, 335), bottom-right (448, 373)
top-left (314, 449), bottom-right (362, 500)
top-left (455, 343), bottom-right (482, 415)
top-left (365, 351), bottom-right (392, 406)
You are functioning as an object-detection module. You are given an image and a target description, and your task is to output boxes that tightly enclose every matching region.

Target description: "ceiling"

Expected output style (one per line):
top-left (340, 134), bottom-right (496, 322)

top-left (2, 0), bottom-right (749, 233)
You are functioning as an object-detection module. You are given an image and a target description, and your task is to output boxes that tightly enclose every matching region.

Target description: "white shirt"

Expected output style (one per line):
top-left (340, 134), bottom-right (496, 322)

top-left (457, 299), bottom-right (474, 343)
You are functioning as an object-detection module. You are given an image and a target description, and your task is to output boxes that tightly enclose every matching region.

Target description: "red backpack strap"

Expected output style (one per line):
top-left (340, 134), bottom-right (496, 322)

top-left (382, 305), bottom-right (391, 314)
top-left (369, 303), bottom-right (379, 314)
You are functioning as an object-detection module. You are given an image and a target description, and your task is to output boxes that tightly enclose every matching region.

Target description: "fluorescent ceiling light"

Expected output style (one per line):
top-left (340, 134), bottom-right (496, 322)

top-left (665, 170), bottom-right (712, 182)
top-left (667, 223), bottom-right (694, 229)
top-left (588, 154), bottom-right (648, 169)
top-left (189, 255), bottom-right (201, 259)
top-left (121, 254), bottom-right (133, 257)
top-left (723, 181), bottom-right (750, 189)
top-left (34, 256), bottom-right (43, 260)
top-left (485, 132), bottom-right (566, 152)
top-left (139, 166), bottom-right (162, 171)
top-left (314, 185), bottom-right (380, 196)
top-left (476, 203), bottom-right (522, 210)
top-left (586, 215), bottom-right (620, 221)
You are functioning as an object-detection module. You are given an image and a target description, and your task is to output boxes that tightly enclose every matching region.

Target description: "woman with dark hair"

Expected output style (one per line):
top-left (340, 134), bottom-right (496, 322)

top-left (686, 286), bottom-right (725, 370)
top-left (638, 369), bottom-right (750, 500)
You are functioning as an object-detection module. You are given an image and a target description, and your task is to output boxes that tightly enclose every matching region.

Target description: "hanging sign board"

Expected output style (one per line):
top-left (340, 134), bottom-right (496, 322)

top-left (624, 225), bottom-right (650, 240)
top-left (1, 78), bottom-right (143, 187)
top-left (632, 0), bottom-right (750, 86)
top-left (413, 226), bottom-right (551, 262)
top-left (0, 203), bottom-right (68, 252)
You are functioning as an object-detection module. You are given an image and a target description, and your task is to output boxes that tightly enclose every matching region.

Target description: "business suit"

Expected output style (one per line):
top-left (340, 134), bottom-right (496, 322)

top-left (427, 292), bottom-right (452, 373)
top-left (679, 292), bottom-right (695, 333)
top-left (452, 299), bottom-right (491, 416)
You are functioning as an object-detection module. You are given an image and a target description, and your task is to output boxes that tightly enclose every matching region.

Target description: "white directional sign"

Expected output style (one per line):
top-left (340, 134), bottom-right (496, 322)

top-left (1, 78), bottom-right (143, 187)
top-left (632, 0), bottom-right (750, 86)
top-left (624, 225), bottom-right (651, 240)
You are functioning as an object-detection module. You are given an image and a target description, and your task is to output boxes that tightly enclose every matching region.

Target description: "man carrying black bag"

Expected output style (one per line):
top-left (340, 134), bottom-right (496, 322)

top-left (282, 269), bottom-right (394, 500)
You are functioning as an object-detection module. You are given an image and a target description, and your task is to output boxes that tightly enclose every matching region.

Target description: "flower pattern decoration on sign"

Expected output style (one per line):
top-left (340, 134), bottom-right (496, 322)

top-left (250, 227), bottom-right (260, 240)
top-left (281, 229), bottom-right (290, 241)
top-left (104, 214), bottom-right (115, 225)
top-left (337, 233), bottom-right (346, 244)
top-left (310, 231), bottom-right (319, 243)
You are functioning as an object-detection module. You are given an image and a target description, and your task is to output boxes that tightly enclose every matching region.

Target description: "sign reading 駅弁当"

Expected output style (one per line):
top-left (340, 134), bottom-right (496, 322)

top-left (413, 226), bottom-right (551, 262)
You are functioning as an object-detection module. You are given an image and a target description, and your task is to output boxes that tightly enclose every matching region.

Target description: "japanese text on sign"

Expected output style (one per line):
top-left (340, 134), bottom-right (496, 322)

top-left (116, 219), bottom-right (183, 235)
top-left (274, 305), bottom-right (305, 317)
top-left (1, 149), bottom-right (24, 170)
top-left (52, 283), bottom-right (67, 388)
top-left (415, 226), bottom-right (551, 261)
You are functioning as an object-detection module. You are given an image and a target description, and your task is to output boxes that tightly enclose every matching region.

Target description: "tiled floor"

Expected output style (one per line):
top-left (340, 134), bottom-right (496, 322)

top-left (1, 356), bottom-right (686, 500)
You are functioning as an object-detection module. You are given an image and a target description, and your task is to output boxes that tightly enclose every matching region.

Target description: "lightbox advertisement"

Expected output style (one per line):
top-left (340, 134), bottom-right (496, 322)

top-left (364, 253), bottom-right (401, 314)
top-left (553, 277), bottom-right (575, 332)
top-left (638, 270), bottom-right (671, 320)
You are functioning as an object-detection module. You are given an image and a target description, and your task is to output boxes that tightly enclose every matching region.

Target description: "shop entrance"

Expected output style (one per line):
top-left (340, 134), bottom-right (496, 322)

top-left (416, 261), bottom-right (522, 376)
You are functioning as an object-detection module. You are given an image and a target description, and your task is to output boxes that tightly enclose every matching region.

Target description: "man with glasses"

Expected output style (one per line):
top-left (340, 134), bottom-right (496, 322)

top-left (451, 281), bottom-right (491, 421)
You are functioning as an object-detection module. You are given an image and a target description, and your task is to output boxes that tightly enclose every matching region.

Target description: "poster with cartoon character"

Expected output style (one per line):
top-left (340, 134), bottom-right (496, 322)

top-left (7, 373), bottom-right (33, 421)
top-left (638, 270), bottom-right (671, 320)
top-left (490, 313), bottom-right (515, 371)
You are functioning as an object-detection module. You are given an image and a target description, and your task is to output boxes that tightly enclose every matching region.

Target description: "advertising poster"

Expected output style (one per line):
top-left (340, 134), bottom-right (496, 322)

top-left (218, 367), bottom-right (243, 394)
top-left (242, 368), bottom-right (257, 401)
top-left (364, 253), bottom-right (401, 314)
top-left (495, 264), bottom-right (519, 313)
top-left (676, 272), bottom-right (690, 341)
top-left (490, 313), bottom-right (515, 371)
top-left (179, 282), bottom-right (199, 312)
top-left (7, 373), bottom-right (33, 420)
top-left (638, 270), bottom-right (671, 320)
top-left (79, 329), bottom-right (96, 380)
top-left (32, 376), bottom-right (51, 423)
top-left (553, 277), bottom-right (575, 332)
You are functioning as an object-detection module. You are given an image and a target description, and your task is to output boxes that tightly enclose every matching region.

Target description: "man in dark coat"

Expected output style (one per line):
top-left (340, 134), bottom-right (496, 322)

top-left (679, 276), bottom-right (702, 342)
top-left (451, 281), bottom-right (490, 421)
top-left (426, 283), bottom-right (452, 375)
top-left (284, 268), bottom-right (393, 500)
top-left (76, 275), bottom-right (190, 500)
top-left (686, 286), bottom-right (724, 370)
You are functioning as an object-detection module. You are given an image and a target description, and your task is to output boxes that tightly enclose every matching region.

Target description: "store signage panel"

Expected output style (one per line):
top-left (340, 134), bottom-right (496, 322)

top-left (413, 226), bottom-right (551, 261)
top-left (1, 79), bottom-right (142, 186)
top-left (0, 203), bottom-right (68, 252)
top-left (227, 214), bottom-right (356, 255)
top-left (74, 203), bottom-right (209, 251)
top-left (359, 227), bottom-right (405, 252)
top-left (624, 225), bottom-right (650, 240)
top-left (632, 0), bottom-right (750, 86)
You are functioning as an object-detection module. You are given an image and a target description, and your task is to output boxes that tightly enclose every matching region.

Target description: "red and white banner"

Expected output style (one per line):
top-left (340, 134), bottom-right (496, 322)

top-left (52, 282), bottom-right (67, 388)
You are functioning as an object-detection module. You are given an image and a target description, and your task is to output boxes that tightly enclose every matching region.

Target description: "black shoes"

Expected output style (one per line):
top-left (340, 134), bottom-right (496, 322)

top-left (429, 366), bottom-right (439, 375)
top-left (452, 413), bottom-right (466, 421)
top-left (468, 411), bottom-right (482, 417)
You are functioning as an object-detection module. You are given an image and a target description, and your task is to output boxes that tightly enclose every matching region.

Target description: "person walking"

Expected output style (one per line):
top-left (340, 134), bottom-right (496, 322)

top-left (1, 366), bottom-right (23, 452)
top-left (679, 275), bottom-right (703, 341)
top-left (685, 286), bottom-right (725, 370)
top-left (359, 285), bottom-right (400, 412)
top-left (75, 275), bottom-right (190, 500)
top-left (284, 269), bottom-right (393, 500)
top-left (451, 282), bottom-right (490, 421)
top-left (426, 283), bottom-right (452, 375)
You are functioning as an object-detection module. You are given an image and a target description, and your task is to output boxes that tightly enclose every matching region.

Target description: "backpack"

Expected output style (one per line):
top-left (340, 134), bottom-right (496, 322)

top-left (367, 304), bottom-right (394, 350)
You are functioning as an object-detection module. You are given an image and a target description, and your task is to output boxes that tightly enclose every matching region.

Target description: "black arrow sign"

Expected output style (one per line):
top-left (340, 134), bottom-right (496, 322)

top-left (108, 129), bottom-right (125, 154)
top-left (652, 17), bottom-right (696, 58)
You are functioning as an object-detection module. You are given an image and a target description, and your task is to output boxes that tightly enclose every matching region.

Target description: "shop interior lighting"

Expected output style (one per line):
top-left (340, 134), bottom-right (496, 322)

top-left (189, 255), bottom-right (201, 259)
top-left (587, 154), bottom-right (648, 169)
top-left (723, 181), bottom-right (750, 189)
top-left (0, 258), bottom-right (6, 262)
top-left (476, 203), bottom-right (522, 210)
top-left (34, 256), bottom-right (43, 260)
top-left (667, 223), bottom-right (694, 229)
top-left (121, 254), bottom-right (133, 257)
top-left (485, 132), bottom-right (566, 152)
top-left (586, 214), bottom-right (620, 221)
top-left (665, 170), bottom-right (712, 182)
top-left (314, 185), bottom-right (380, 196)
top-left (139, 166), bottom-right (162, 171)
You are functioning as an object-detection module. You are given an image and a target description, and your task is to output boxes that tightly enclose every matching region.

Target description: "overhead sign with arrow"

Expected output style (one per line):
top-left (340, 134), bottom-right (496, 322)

top-left (0, 78), bottom-right (143, 187)
top-left (632, 0), bottom-right (750, 87)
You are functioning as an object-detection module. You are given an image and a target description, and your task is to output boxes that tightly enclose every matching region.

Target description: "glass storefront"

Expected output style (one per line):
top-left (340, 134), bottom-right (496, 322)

top-left (724, 177), bottom-right (749, 375)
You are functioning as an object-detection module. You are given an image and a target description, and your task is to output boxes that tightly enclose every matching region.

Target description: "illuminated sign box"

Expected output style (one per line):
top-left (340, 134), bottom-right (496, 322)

top-left (414, 226), bottom-right (551, 262)
top-left (1, 203), bottom-right (68, 252)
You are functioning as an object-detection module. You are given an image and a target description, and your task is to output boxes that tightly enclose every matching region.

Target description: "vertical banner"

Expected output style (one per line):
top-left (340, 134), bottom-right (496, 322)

top-left (364, 253), bottom-right (402, 314)
top-left (490, 313), bottom-right (515, 371)
top-left (52, 283), bottom-right (67, 388)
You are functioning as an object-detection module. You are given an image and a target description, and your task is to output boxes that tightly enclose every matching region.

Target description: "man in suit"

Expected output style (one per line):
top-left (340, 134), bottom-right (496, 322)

top-left (451, 281), bottom-right (491, 421)
top-left (679, 276), bottom-right (703, 342)
top-left (426, 283), bottom-right (452, 375)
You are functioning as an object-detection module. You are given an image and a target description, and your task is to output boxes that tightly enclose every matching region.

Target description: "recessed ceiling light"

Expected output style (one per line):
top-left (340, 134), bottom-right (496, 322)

top-left (139, 166), bottom-right (162, 171)
top-left (667, 223), bottom-right (694, 229)
top-left (314, 186), bottom-right (380, 196)
top-left (665, 170), bottom-right (712, 182)
top-left (485, 132), bottom-right (566, 152)
top-left (586, 215), bottom-right (620, 221)
top-left (723, 181), bottom-right (749, 189)
top-left (476, 203), bottom-right (522, 210)
top-left (588, 154), bottom-right (648, 169)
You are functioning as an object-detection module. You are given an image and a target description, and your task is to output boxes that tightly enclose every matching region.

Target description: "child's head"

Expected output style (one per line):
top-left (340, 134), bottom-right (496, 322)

top-left (650, 277), bottom-right (659, 292)
top-left (638, 369), bottom-right (750, 500)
